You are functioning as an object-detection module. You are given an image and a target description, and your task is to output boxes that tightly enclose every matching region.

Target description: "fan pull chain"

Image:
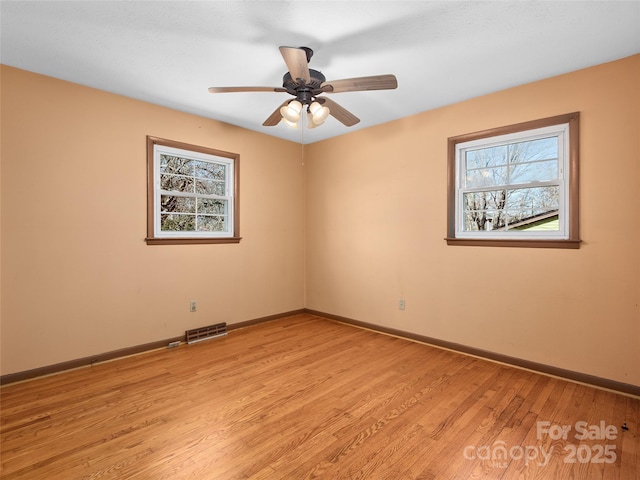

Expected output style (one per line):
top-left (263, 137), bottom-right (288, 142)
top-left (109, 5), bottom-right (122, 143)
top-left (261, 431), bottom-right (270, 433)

top-left (300, 117), bottom-right (305, 165)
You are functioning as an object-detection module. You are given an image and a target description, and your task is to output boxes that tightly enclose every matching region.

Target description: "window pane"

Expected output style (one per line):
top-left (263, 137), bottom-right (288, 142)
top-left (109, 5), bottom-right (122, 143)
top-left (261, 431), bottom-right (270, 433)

top-left (504, 210), bottom-right (560, 231)
top-left (506, 210), bottom-right (560, 231)
top-left (466, 137), bottom-right (559, 188)
top-left (197, 215), bottom-right (226, 232)
top-left (462, 190), bottom-right (509, 231)
top-left (199, 198), bottom-right (227, 214)
top-left (160, 213), bottom-right (195, 231)
top-left (463, 190), bottom-right (508, 212)
top-left (463, 186), bottom-right (559, 232)
top-left (465, 145), bottom-right (507, 170)
top-left (509, 137), bottom-right (558, 164)
top-left (160, 195), bottom-right (196, 213)
top-left (505, 186), bottom-right (559, 215)
top-left (160, 155), bottom-right (193, 175)
top-left (463, 211), bottom-right (481, 231)
top-left (195, 178), bottom-right (225, 195)
top-left (465, 166), bottom-right (508, 188)
top-left (161, 174), bottom-right (194, 193)
top-left (194, 160), bottom-right (226, 181)
top-left (463, 210), bottom-right (506, 231)
top-left (509, 159), bottom-right (558, 184)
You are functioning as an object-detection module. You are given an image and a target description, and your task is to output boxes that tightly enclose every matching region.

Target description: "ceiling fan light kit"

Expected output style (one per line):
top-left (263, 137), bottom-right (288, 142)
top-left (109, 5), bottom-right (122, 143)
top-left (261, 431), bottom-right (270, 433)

top-left (309, 101), bottom-right (330, 124)
top-left (280, 100), bottom-right (303, 123)
top-left (209, 46), bottom-right (398, 130)
top-left (306, 112), bottom-right (319, 129)
top-left (282, 117), bottom-right (299, 129)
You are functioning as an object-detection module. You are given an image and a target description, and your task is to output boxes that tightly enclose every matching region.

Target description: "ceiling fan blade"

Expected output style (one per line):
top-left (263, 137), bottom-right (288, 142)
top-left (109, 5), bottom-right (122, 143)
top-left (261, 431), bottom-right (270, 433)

top-left (208, 86), bottom-right (287, 93)
top-left (321, 74), bottom-right (398, 93)
top-left (317, 97), bottom-right (360, 127)
top-left (279, 46), bottom-right (311, 84)
top-left (263, 100), bottom-right (290, 127)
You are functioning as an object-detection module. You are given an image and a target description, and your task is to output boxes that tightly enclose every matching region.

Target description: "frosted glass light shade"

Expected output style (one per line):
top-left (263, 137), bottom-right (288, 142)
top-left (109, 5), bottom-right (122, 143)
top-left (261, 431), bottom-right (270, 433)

top-left (306, 112), bottom-right (318, 129)
top-left (309, 101), bottom-right (330, 124)
top-left (282, 117), bottom-right (298, 129)
top-left (280, 100), bottom-right (302, 123)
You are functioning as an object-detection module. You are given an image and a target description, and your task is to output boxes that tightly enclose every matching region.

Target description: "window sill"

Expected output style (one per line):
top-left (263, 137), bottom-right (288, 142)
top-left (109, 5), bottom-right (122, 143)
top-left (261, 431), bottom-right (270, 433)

top-left (145, 237), bottom-right (242, 245)
top-left (445, 238), bottom-right (581, 249)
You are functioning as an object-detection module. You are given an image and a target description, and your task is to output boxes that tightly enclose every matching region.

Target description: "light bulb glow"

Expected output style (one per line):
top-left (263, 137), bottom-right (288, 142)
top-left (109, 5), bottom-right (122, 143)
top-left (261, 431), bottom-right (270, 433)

top-left (306, 112), bottom-right (318, 129)
top-left (282, 117), bottom-right (298, 129)
top-left (280, 100), bottom-right (302, 123)
top-left (309, 101), bottom-right (330, 124)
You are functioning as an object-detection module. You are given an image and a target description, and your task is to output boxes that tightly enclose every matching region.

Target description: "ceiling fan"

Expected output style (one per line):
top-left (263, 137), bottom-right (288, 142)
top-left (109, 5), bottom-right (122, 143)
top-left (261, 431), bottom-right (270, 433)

top-left (208, 46), bottom-right (398, 129)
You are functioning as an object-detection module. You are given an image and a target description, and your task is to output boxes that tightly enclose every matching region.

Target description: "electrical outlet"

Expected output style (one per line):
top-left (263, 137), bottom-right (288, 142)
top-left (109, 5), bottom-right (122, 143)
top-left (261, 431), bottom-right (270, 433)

top-left (190, 301), bottom-right (197, 312)
top-left (399, 299), bottom-right (405, 310)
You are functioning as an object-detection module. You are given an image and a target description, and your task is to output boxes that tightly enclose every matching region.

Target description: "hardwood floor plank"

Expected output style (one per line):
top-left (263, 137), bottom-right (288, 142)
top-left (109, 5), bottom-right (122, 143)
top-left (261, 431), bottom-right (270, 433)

top-left (1, 314), bottom-right (637, 479)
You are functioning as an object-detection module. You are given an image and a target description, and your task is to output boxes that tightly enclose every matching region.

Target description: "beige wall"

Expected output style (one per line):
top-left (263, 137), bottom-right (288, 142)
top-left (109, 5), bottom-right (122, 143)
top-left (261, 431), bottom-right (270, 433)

top-left (1, 66), bottom-right (305, 375)
top-left (2, 55), bottom-right (639, 387)
top-left (305, 55), bottom-right (640, 386)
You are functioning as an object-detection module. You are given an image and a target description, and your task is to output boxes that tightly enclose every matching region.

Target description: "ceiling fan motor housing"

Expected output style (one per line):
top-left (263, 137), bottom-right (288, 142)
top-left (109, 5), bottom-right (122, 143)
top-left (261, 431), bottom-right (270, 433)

top-left (283, 69), bottom-right (326, 104)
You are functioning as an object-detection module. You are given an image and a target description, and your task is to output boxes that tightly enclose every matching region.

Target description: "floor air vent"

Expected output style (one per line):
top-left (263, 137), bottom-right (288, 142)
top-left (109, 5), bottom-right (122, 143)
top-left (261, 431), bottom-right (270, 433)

top-left (186, 323), bottom-right (227, 344)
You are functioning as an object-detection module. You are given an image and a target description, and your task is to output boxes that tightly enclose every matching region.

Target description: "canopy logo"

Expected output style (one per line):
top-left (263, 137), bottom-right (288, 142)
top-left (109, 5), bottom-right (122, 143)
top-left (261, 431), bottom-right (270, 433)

top-left (463, 441), bottom-right (552, 468)
top-left (462, 420), bottom-right (618, 468)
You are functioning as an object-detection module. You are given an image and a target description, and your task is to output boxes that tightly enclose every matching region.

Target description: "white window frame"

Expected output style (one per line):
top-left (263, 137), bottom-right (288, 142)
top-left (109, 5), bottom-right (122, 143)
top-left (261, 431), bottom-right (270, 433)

top-left (446, 113), bottom-right (580, 249)
top-left (146, 137), bottom-right (240, 245)
top-left (455, 124), bottom-right (568, 240)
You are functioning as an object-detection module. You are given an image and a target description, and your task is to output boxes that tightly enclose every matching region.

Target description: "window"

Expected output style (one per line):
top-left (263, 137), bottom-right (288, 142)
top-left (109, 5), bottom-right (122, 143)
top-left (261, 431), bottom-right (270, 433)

top-left (447, 113), bottom-right (580, 248)
top-left (146, 137), bottom-right (240, 245)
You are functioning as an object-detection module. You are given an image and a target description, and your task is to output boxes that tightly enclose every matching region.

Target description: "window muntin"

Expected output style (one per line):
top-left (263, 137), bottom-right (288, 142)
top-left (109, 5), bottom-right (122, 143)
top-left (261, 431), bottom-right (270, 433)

top-left (457, 125), bottom-right (567, 238)
top-left (447, 113), bottom-right (580, 248)
top-left (146, 137), bottom-right (240, 245)
top-left (157, 150), bottom-right (232, 236)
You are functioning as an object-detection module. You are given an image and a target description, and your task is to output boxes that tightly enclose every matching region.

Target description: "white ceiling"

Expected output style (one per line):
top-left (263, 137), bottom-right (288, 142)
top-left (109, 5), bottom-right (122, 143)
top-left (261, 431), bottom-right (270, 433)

top-left (2, 1), bottom-right (639, 144)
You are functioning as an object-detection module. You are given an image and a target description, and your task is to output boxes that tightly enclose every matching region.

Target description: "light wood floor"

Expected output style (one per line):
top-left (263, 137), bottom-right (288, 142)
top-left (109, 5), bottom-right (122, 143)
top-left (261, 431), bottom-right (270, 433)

top-left (1, 314), bottom-right (638, 479)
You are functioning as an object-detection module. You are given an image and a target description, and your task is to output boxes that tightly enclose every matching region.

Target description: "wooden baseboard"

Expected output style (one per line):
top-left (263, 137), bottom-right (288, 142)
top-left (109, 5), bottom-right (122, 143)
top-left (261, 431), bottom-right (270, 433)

top-left (0, 335), bottom-right (183, 386)
top-left (227, 309), bottom-right (306, 331)
top-left (304, 309), bottom-right (640, 398)
top-left (0, 309), bottom-right (306, 386)
top-left (4, 307), bottom-right (637, 398)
